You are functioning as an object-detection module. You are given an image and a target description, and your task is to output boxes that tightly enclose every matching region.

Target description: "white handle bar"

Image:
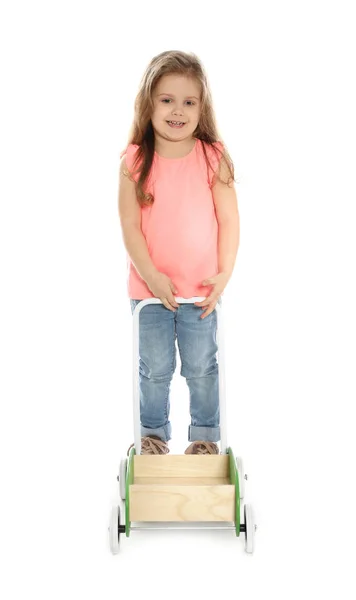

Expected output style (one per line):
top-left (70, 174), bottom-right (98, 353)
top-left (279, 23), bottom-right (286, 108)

top-left (132, 297), bottom-right (228, 455)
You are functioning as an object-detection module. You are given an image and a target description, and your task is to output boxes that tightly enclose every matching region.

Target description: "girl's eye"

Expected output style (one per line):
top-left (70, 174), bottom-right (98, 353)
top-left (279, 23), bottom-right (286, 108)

top-left (161, 99), bottom-right (195, 106)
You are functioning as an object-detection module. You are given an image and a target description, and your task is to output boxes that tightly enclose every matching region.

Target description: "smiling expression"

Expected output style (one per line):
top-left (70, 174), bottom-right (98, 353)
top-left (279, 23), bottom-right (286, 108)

top-left (151, 74), bottom-right (201, 141)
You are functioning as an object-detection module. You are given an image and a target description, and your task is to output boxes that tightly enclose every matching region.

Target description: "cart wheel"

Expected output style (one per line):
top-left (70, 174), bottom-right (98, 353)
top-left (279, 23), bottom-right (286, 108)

top-left (235, 456), bottom-right (245, 500)
top-left (244, 504), bottom-right (256, 554)
top-left (119, 459), bottom-right (127, 500)
top-left (109, 505), bottom-right (121, 555)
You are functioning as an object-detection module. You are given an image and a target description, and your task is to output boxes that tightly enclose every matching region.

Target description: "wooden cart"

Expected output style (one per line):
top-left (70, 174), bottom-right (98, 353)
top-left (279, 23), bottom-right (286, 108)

top-left (109, 298), bottom-right (256, 554)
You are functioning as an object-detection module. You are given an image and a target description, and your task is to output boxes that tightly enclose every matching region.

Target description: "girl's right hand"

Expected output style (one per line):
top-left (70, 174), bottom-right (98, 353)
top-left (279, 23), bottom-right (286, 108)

top-left (146, 271), bottom-right (179, 311)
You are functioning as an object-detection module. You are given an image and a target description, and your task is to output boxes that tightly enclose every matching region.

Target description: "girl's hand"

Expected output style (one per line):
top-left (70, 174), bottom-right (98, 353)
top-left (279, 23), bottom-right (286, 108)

top-left (195, 272), bottom-right (230, 319)
top-left (146, 271), bottom-right (179, 312)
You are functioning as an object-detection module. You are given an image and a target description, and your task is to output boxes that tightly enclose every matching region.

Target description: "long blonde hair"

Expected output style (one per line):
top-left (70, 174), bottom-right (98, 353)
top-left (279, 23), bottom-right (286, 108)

top-left (123, 50), bottom-right (235, 206)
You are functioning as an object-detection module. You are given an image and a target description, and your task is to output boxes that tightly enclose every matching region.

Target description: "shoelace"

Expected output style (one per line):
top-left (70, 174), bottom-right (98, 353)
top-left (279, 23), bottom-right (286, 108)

top-left (141, 437), bottom-right (169, 454)
top-left (127, 436), bottom-right (169, 455)
top-left (185, 441), bottom-right (219, 455)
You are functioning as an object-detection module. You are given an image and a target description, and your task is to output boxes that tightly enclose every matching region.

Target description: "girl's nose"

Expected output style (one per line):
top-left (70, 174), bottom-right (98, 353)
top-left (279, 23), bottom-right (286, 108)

top-left (172, 106), bottom-right (184, 116)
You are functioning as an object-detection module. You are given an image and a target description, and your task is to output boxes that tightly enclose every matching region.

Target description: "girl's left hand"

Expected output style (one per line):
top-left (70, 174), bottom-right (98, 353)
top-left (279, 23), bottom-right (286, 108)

top-left (195, 272), bottom-right (230, 319)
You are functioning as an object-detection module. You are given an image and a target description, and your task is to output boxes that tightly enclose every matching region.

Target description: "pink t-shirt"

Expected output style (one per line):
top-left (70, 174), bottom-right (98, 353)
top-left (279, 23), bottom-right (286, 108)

top-left (121, 138), bottom-right (223, 299)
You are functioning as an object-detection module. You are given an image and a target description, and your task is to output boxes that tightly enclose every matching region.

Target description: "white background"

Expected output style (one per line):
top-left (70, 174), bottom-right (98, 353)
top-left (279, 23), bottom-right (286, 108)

top-left (1, 0), bottom-right (355, 598)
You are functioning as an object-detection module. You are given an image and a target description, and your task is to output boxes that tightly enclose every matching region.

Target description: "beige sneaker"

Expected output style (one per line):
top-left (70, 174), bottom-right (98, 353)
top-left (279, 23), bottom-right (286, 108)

top-left (127, 435), bottom-right (170, 455)
top-left (184, 441), bottom-right (220, 455)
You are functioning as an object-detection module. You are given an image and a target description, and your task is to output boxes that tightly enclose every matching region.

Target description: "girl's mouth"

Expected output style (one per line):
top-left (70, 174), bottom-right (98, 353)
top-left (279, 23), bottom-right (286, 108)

top-left (167, 120), bottom-right (185, 128)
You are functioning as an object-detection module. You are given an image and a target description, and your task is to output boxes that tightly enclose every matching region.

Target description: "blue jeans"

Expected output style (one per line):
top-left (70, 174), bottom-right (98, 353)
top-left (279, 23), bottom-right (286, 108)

top-left (130, 300), bottom-right (220, 443)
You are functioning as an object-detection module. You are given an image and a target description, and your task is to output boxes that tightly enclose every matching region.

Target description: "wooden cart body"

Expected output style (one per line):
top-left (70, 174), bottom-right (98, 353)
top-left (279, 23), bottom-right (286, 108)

top-left (125, 447), bottom-right (241, 536)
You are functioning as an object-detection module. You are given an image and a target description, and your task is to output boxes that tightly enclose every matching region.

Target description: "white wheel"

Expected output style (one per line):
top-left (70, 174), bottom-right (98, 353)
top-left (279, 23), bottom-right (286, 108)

top-left (235, 456), bottom-right (245, 500)
top-left (244, 504), bottom-right (256, 554)
top-left (109, 505), bottom-right (121, 555)
top-left (119, 459), bottom-right (127, 500)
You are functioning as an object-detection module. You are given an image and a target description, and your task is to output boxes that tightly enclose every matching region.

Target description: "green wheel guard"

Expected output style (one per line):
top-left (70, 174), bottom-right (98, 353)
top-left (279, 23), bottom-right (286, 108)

top-left (125, 446), bottom-right (135, 537)
top-left (227, 447), bottom-right (240, 536)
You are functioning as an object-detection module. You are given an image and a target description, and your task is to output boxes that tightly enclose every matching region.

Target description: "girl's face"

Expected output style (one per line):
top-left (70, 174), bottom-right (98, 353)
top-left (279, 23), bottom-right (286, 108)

top-left (151, 74), bottom-right (201, 142)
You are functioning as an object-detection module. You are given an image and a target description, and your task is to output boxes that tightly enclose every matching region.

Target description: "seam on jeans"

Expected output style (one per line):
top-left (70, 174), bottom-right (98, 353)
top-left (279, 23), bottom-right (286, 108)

top-left (163, 320), bottom-right (176, 422)
top-left (163, 382), bottom-right (168, 421)
top-left (176, 333), bottom-right (194, 424)
top-left (176, 331), bottom-right (185, 375)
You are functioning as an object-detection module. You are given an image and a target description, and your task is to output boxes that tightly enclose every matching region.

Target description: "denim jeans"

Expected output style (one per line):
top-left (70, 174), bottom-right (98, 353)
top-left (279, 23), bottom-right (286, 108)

top-left (130, 300), bottom-right (220, 443)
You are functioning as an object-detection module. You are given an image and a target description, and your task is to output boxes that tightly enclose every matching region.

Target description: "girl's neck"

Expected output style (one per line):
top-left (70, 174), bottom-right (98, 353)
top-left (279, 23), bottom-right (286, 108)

top-left (154, 135), bottom-right (196, 159)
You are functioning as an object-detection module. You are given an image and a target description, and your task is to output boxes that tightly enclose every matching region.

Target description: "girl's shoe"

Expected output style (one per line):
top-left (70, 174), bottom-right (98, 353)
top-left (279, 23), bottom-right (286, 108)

top-left (127, 435), bottom-right (170, 455)
top-left (184, 441), bottom-right (219, 455)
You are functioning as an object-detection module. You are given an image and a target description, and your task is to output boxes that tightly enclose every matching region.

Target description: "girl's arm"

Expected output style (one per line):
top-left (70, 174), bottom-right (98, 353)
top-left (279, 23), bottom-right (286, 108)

top-left (118, 157), bottom-right (179, 310)
top-left (215, 165), bottom-right (240, 278)
top-left (195, 158), bottom-right (240, 318)
top-left (118, 156), bottom-right (157, 283)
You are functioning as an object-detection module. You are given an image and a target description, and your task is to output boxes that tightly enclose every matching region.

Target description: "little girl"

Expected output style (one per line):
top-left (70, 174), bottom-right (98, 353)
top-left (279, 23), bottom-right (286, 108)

top-left (118, 50), bottom-right (240, 455)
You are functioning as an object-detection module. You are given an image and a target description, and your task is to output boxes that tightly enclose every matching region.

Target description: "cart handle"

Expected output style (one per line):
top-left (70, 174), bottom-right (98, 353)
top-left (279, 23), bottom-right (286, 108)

top-left (132, 297), bottom-right (227, 455)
